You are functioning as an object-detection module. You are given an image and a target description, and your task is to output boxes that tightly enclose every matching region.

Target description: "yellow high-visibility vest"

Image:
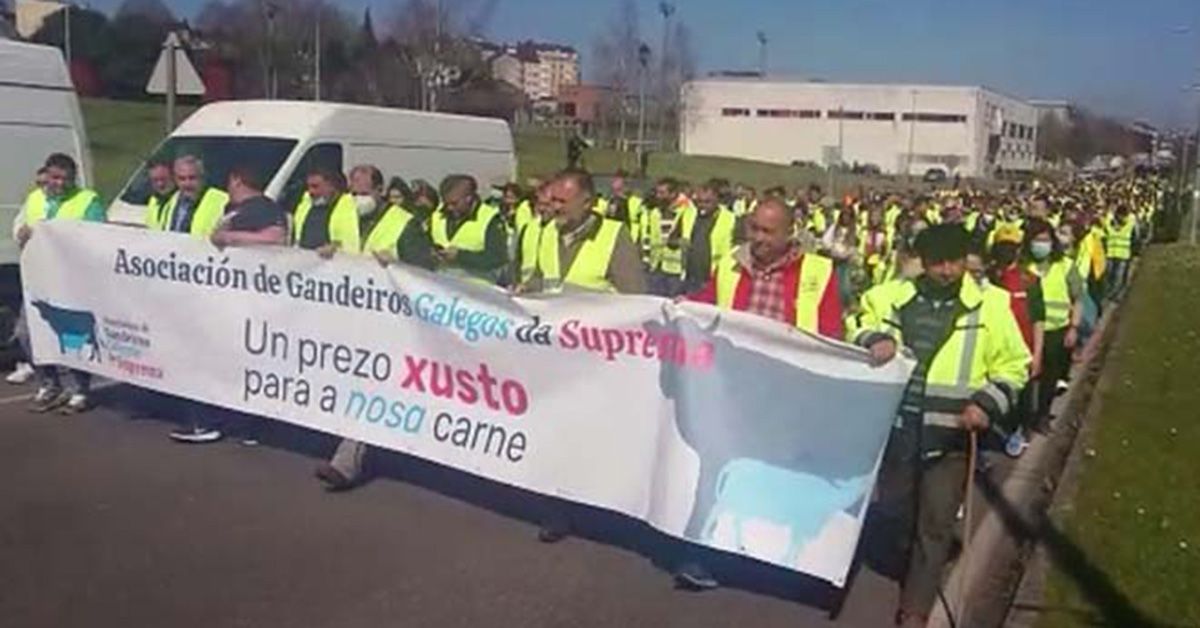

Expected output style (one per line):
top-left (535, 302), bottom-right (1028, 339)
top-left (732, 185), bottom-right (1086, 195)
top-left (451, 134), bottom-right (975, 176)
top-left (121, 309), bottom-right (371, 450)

top-left (25, 187), bottom-right (98, 224)
top-left (430, 202), bottom-right (501, 253)
top-left (1105, 218), bottom-right (1135, 261)
top-left (534, 218), bottom-right (623, 293)
top-left (152, 188), bottom-right (229, 239)
top-left (293, 193), bottom-right (362, 252)
top-left (713, 250), bottom-right (834, 334)
top-left (1030, 259), bottom-right (1073, 331)
top-left (362, 205), bottom-right (416, 255)
top-left (852, 277), bottom-right (1031, 431)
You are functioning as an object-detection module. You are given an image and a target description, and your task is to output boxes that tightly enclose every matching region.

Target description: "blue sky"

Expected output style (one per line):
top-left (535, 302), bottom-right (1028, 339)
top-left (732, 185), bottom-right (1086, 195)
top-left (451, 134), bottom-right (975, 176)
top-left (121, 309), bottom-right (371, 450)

top-left (88, 0), bottom-right (1200, 128)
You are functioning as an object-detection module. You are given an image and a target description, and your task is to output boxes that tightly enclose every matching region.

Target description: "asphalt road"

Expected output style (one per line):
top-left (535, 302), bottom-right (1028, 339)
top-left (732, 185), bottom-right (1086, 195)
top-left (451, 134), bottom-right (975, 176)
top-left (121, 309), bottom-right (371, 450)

top-left (0, 380), bottom-right (943, 628)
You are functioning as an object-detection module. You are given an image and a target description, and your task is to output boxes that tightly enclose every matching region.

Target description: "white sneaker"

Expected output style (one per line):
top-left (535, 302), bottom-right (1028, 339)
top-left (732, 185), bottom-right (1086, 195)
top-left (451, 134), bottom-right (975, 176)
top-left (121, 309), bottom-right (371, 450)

top-left (169, 425), bottom-right (223, 444)
top-left (6, 362), bottom-right (35, 385)
top-left (61, 393), bottom-right (89, 414)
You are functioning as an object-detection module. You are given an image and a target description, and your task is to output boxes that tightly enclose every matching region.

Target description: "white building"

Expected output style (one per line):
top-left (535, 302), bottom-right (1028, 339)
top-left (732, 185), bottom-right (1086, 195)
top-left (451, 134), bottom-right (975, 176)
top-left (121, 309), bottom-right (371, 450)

top-left (486, 40), bottom-right (579, 102)
top-left (680, 78), bottom-right (1038, 178)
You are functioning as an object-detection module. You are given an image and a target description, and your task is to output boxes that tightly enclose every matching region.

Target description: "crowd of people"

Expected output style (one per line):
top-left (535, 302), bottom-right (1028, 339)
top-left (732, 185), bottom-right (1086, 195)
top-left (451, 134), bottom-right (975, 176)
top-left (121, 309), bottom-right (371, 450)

top-left (11, 150), bottom-right (1163, 626)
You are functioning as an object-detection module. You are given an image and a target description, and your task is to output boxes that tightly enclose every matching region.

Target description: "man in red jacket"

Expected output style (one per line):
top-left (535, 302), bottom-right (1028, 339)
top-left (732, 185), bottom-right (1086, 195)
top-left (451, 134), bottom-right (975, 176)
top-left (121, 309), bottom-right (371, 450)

top-left (674, 197), bottom-right (842, 591)
top-left (689, 197), bottom-right (843, 338)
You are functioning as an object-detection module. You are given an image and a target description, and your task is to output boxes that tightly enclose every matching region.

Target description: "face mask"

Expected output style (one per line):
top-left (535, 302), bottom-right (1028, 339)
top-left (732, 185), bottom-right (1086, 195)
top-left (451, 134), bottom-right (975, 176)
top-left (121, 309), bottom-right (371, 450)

top-left (1057, 230), bottom-right (1074, 248)
top-left (1030, 241), bottom-right (1053, 260)
top-left (312, 196), bottom-right (330, 208)
top-left (353, 194), bottom-right (378, 217)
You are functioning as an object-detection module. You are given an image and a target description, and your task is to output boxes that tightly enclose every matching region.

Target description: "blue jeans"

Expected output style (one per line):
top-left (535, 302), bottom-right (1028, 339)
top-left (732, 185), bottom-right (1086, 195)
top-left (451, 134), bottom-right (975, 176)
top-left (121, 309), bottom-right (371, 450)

top-left (15, 308), bottom-right (91, 394)
top-left (1105, 259), bottom-right (1130, 300)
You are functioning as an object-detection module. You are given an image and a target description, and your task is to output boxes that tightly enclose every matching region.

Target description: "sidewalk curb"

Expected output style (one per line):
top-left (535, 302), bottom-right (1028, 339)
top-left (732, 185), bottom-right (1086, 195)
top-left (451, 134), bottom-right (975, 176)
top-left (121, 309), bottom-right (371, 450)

top-left (927, 286), bottom-right (1130, 628)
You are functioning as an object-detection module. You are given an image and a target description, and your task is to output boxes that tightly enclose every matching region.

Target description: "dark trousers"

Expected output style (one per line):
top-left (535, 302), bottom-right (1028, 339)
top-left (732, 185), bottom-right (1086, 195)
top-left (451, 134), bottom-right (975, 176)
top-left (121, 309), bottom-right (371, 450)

top-left (1105, 259), bottom-right (1130, 300)
top-left (876, 427), bottom-right (968, 616)
top-left (1037, 327), bottom-right (1071, 421)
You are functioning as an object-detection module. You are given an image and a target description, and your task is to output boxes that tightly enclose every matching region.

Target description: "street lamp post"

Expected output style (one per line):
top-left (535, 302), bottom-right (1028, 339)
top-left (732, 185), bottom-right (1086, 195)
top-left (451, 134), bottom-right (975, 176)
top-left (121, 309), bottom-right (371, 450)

top-left (756, 30), bottom-right (768, 77)
top-left (1188, 85), bottom-right (1200, 246)
top-left (262, 1), bottom-right (279, 99)
top-left (314, 0), bottom-right (322, 101)
top-left (637, 43), bottom-right (651, 170)
top-left (657, 1), bottom-right (675, 152)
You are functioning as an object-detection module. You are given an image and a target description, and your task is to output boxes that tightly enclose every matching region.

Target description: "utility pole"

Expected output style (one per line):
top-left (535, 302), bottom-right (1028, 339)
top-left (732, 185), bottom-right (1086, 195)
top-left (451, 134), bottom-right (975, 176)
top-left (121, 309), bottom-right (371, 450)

top-left (165, 31), bottom-right (177, 134)
top-left (657, 1), bottom-right (675, 152)
top-left (756, 30), bottom-right (768, 77)
top-left (314, 0), bottom-right (322, 101)
top-left (262, 1), bottom-right (278, 99)
top-left (906, 89), bottom-right (918, 182)
top-left (1190, 88), bottom-right (1200, 245)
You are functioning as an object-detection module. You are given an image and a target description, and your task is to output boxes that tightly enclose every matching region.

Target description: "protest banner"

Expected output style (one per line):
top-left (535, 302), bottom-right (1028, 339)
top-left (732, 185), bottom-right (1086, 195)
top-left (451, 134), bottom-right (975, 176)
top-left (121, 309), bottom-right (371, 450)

top-left (23, 222), bottom-right (914, 586)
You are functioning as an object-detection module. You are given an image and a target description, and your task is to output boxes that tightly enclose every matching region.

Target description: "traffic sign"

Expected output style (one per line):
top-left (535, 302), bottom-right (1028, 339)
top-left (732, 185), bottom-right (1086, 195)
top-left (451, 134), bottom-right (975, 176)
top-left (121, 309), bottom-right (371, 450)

top-left (146, 32), bottom-right (205, 96)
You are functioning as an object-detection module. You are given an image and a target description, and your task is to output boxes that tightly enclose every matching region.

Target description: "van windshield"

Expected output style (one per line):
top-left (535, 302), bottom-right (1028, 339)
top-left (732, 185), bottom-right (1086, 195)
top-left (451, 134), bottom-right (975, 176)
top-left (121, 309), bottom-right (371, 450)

top-left (118, 136), bottom-right (297, 204)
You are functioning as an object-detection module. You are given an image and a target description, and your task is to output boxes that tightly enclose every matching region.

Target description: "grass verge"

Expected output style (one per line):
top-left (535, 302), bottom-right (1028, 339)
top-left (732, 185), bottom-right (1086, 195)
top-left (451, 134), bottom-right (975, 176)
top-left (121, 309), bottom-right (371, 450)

top-left (1038, 245), bottom-right (1200, 627)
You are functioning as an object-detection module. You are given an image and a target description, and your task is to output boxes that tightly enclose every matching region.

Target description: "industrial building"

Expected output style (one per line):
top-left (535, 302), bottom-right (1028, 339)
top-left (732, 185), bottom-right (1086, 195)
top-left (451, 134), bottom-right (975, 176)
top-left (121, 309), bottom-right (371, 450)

top-left (679, 78), bottom-right (1038, 178)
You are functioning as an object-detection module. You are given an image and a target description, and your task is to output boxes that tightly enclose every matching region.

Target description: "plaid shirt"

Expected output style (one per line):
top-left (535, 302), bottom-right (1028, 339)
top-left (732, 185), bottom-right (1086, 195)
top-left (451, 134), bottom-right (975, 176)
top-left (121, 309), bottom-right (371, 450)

top-left (739, 245), bottom-right (802, 324)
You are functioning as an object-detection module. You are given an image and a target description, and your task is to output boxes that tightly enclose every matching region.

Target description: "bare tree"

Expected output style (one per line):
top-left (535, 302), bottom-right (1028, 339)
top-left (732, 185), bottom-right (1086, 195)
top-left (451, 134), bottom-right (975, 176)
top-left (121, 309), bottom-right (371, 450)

top-left (385, 0), bottom-right (494, 111)
top-left (658, 19), bottom-right (696, 151)
top-left (592, 0), bottom-right (642, 150)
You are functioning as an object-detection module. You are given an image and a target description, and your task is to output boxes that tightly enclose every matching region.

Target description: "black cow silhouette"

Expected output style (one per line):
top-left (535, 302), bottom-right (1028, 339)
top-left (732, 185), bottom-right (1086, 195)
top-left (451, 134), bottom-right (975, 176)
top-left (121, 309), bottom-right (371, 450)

top-left (30, 300), bottom-right (103, 363)
top-left (650, 310), bottom-right (901, 556)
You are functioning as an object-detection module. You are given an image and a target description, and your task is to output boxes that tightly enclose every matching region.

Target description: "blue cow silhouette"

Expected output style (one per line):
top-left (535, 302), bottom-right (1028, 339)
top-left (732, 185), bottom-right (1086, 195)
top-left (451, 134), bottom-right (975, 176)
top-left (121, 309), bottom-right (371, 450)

top-left (30, 300), bottom-right (103, 363)
top-left (648, 311), bottom-right (899, 559)
top-left (701, 458), bottom-right (870, 565)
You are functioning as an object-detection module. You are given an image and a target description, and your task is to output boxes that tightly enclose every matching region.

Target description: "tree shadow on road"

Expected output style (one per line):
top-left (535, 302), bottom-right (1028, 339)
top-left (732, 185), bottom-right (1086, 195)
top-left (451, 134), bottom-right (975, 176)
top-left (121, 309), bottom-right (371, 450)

top-left (975, 468), bottom-right (1173, 628)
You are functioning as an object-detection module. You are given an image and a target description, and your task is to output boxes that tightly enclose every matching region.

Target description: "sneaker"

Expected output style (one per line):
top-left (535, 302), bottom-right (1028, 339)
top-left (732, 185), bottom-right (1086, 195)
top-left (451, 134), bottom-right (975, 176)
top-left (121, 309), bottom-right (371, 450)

top-left (169, 425), bottom-right (223, 444)
top-left (30, 387), bottom-right (66, 413)
top-left (1056, 379), bottom-right (1070, 395)
top-left (673, 562), bottom-right (719, 591)
top-left (6, 362), bottom-right (35, 385)
top-left (59, 393), bottom-right (90, 414)
top-left (240, 436), bottom-right (260, 447)
top-left (1005, 430), bottom-right (1030, 458)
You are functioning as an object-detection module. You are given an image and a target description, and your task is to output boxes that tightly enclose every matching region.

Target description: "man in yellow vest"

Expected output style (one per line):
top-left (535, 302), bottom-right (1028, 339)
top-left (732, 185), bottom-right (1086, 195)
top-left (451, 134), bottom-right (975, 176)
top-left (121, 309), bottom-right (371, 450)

top-left (142, 160), bottom-right (175, 229)
top-left (510, 183), bottom-right (553, 287)
top-left (430, 174), bottom-right (508, 284)
top-left (670, 196), bottom-right (844, 591)
top-left (688, 198), bottom-right (843, 337)
top-left (602, 171), bottom-right (644, 243)
top-left (523, 169), bottom-right (645, 544)
top-left (294, 168), bottom-right (361, 258)
top-left (149, 156), bottom-right (229, 239)
top-left (680, 179), bottom-right (737, 295)
top-left (518, 169), bottom-right (645, 295)
top-left (313, 165), bottom-right (436, 490)
top-left (15, 153), bottom-right (106, 414)
top-left (1103, 204), bottom-right (1137, 301)
top-left (642, 178), bottom-right (692, 297)
top-left (854, 224), bottom-right (1030, 627)
top-left (349, 165), bottom-right (434, 269)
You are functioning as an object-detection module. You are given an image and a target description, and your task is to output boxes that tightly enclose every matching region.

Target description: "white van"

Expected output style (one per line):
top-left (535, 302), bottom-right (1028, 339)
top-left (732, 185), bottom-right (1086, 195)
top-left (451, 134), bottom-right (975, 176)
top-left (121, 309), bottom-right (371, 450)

top-left (108, 100), bottom-right (516, 224)
top-left (0, 39), bottom-right (91, 286)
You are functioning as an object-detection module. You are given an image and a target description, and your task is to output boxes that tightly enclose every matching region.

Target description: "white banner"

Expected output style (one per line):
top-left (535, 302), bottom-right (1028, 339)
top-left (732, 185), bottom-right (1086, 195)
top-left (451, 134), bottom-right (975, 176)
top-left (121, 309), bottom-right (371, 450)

top-left (23, 222), bottom-right (914, 586)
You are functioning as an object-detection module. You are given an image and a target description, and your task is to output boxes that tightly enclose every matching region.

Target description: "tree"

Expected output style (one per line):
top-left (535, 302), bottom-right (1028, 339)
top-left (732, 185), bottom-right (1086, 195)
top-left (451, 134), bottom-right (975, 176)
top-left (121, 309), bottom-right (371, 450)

top-left (114, 0), bottom-right (175, 26)
top-left (658, 19), bottom-right (696, 150)
top-left (592, 0), bottom-right (643, 149)
top-left (385, 0), bottom-right (494, 111)
top-left (103, 0), bottom-right (178, 99)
